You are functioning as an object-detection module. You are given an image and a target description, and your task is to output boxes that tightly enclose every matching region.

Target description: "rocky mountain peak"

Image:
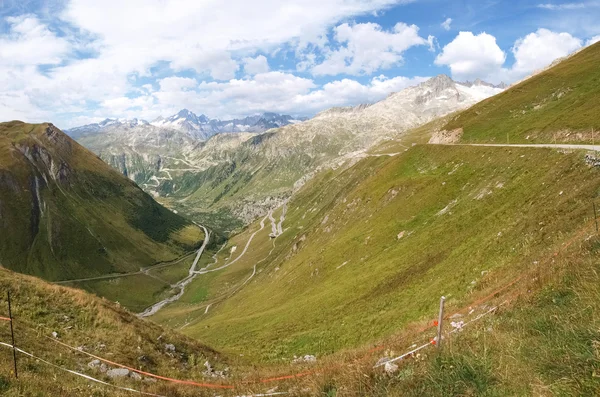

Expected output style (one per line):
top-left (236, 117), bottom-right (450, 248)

top-left (176, 108), bottom-right (194, 118)
top-left (460, 79), bottom-right (507, 90)
top-left (421, 74), bottom-right (457, 92)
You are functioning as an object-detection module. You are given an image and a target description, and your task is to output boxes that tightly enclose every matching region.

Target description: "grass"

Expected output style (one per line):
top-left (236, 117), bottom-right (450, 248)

top-left (0, 268), bottom-right (229, 397)
top-left (151, 142), bottom-right (600, 363)
top-left (442, 41), bottom-right (600, 144)
top-left (150, 214), bottom-right (278, 328)
top-left (74, 274), bottom-right (172, 313)
top-left (148, 256), bottom-right (195, 285)
top-left (291, 234), bottom-right (600, 396)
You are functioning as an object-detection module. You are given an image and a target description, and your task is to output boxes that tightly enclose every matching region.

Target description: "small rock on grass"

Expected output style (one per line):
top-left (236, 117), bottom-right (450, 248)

top-left (164, 343), bottom-right (176, 353)
top-left (106, 368), bottom-right (130, 378)
top-left (88, 359), bottom-right (100, 369)
top-left (384, 362), bottom-right (399, 374)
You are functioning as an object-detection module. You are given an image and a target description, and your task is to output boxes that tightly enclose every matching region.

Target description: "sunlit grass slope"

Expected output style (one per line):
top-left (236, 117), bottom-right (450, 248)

top-left (0, 268), bottom-right (227, 396)
top-left (156, 142), bottom-right (600, 362)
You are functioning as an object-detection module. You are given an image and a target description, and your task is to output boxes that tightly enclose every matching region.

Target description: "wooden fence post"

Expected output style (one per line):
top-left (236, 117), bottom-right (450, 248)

top-left (437, 296), bottom-right (445, 349)
top-left (8, 291), bottom-right (17, 379)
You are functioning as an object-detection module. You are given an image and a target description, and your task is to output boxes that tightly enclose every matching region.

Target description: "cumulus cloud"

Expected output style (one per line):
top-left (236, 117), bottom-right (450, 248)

top-left (294, 75), bottom-right (429, 112)
top-left (0, 15), bottom-right (70, 66)
top-left (0, 0), bottom-right (410, 126)
top-left (435, 32), bottom-right (506, 82)
top-left (311, 22), bottom-right (427, 76)
top-left (436, 29), bottom-right (582, 83)
top-left (60, 0), bottom-right (406, 81)
top-left (93, 72), bottom-right (429, 121)
top-left (243, 55), bottom-right (270, 75)
top-left (511, 29), bottom-right (581, 76)
top-left (158, 77), bottom-right (198, 92)
top-left (441, 18), bottom-right (452, 31)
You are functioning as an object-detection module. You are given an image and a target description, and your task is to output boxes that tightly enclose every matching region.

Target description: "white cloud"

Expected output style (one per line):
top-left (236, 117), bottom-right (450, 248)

top-left (101, 95), bottom-right (155, 114)
top-left (426, 35), bottom-right (438, 52)
top-left (537, 3), bottom-right (587, 10)
top-left (97, 72), bottom-right (429, 121)
top-left (511, 29), bottom-right (581, 76)
top-left (436, 29), bottom-right (582, 84)
top-left (243, 55), bottom-right (270, 75)
top-left (441, 18), bottom-right (452, 31)
top-left (435, 32), bottom-right (506, 82)
top-left (158, 77), bottom-right (198, 92)
top-left (61, 0), bottom-right (406, 81)
top-left (311, 22), bottom-right (427, 76)
top-left (1, 0), bottom-right (411, 126)
top-left (587, 35), bottom-right (600, 45)
top-left (0, 15), bottom-right (70, 66)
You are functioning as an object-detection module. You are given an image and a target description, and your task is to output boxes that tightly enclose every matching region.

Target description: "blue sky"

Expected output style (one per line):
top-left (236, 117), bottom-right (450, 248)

top-left (0, 0), bottom-right (598, 128)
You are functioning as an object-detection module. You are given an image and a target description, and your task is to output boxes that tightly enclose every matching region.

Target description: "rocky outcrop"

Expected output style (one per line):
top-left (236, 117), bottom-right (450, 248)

top-left (429, 128), bottom-right (464, 144)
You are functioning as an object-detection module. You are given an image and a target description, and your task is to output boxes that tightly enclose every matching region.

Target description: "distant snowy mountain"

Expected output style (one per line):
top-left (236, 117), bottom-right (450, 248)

top-left (70, 75), bottom-right (503, 225)
top-left (457, 79), bottom-right (507, 99)
top-left (67, 118), bottom-right (149, 138)
top-left (150, 109), bottom-right (212, 139)
top-left (67, 110), bottom-right (304, 141)
top-left (149, 109), bottom-right (304, 139)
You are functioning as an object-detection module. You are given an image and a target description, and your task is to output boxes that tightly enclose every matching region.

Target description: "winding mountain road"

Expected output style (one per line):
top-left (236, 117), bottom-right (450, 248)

top-left (54, 250), bottom-right (198, 285)
top-left (193, 214), bottom-right (269, 275)
top-left (138, 224), bottom-right (210, 317)
top-left (435, 143), bottom-right (600, 151)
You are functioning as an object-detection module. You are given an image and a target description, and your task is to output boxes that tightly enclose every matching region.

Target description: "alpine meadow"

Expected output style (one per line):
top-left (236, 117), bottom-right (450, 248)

top-left (1, 1), bottom-right (600, 396)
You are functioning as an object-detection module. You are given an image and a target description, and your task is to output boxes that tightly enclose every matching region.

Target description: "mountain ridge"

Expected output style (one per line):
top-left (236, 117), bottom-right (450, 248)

top-left (0, 120), bottom-right (203, 285)
top-left (68, 110), bottom-right (306, 141)
top-left (72, 75), bottom-right (504, 229)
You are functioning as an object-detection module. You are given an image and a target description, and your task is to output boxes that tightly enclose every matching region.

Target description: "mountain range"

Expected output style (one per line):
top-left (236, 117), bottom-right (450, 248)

top-left (69, 75), bottom-right (504, 228)
top-left (68, 110), bottom-right (306, 141)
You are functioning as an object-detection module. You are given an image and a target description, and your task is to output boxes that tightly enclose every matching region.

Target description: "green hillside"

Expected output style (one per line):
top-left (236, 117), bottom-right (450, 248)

top-left (0, 268), bottom-right (229, 396)
top-left (442, 41), bottom-right (600, 144)
top-left (0, 122), bottom-right (203, 297)
top-left (157, 129), bottom-right (356, 233)
top-left (154, 143), bottom-right (600, 363)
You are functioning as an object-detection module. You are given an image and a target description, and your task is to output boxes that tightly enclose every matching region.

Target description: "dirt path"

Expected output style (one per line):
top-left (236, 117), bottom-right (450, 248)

top-left (182, 235), bottom-right (278, 324)
top-left (268, 209), bottom-right (277, 236)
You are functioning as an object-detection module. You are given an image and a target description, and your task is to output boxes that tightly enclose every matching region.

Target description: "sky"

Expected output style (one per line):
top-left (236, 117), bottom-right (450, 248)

top-left (0, 0), bottom-right (599, 129)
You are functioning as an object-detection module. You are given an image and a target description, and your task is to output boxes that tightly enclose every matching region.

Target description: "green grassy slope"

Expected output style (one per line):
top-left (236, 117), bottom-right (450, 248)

top-left (0, 268), bottom-right (228, 396)
top-left (155, 142), bottom-right (600, 362)
top-left (0, 121), bottom-right (203, 283)
top-left (442, 41), bottom-right (600, 143)
top-left (290, 239), bottom-right (600, 396)
top-left (159, 129), bottom-right (352, 233)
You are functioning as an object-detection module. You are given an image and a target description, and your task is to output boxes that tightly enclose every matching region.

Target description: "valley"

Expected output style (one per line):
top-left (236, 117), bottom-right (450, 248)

top-left (70, 76), bottom-right (503, 232)
top-left (2, 37), bottom-right (600, 396)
